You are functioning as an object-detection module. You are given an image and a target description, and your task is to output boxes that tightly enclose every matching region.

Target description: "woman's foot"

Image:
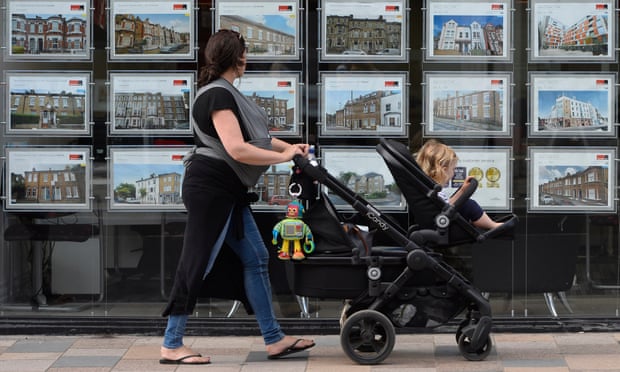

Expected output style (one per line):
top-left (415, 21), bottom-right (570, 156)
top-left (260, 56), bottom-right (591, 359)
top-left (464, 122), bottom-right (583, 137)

top-left (160, 345), bottom-right (211, 365)
top-left (266, 335), bottom-right (315, 359)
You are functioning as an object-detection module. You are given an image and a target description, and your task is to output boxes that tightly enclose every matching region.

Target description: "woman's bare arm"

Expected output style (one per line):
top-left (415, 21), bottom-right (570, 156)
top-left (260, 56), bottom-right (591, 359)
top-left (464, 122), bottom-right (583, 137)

top-left (213, 109), bottom-right (307, 165)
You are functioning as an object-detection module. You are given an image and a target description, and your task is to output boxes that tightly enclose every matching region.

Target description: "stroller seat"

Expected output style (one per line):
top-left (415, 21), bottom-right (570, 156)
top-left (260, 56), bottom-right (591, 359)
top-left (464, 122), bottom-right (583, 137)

top-left (376, 138), bottom-right (518, 249)
top-left (303, 189), bottom-right (410, 258)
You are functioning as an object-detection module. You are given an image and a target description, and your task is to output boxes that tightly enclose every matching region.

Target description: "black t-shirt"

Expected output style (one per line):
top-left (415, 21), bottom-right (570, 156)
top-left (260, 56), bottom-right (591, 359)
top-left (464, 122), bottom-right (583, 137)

top-left (192, 86), bottom-right (243, 147)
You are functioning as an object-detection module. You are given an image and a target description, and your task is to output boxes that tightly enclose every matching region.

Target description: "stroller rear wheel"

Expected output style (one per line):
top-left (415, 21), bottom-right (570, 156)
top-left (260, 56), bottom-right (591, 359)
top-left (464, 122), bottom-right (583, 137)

top-left (340, 309), bottom-right (396, 365)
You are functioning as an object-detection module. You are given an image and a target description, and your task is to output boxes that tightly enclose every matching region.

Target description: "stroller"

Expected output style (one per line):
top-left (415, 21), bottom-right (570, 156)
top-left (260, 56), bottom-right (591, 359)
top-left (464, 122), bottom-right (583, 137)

top-left (286, 138), bottom-right (518, 364)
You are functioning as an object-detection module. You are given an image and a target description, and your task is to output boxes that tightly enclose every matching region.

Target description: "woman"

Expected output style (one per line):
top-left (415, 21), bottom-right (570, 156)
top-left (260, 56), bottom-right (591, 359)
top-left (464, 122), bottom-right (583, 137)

top-left (159, 29), bottom-right (314, 365)
top-left (415, 139), bottom-right (502, 230)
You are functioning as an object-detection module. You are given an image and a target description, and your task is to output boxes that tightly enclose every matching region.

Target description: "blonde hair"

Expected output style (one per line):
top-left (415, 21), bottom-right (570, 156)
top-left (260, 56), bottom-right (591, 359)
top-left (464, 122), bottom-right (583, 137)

top-left (415, 139), bottom-right (458, 184)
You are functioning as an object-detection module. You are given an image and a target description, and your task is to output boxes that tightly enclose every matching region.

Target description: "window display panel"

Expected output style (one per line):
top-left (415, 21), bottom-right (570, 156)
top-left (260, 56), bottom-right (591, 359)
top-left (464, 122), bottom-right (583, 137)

top-left (2, 0), bottom-right (620, 325)
top-left (320, 0), bottom-right (408, 62)
top-left (109, 0), bottom-right (196, 61)
top-left (528, 72), bottom-right (616, 137)
top-left (4, 146), bottom-right (92, 211)
top-left (529, 0), bottom-right (615, 62)
top-left (320, 146), bottom-right (406, 211)
top-left (235, 72), bottom-right (302, 137)
top-left (423, 72), bottom-right (512, 137)
top-left (528, 147), bottom-right (616, 213)
top-left (5, 0), bottom-right (92, 61)
top-left (214, 0), bottom-right (301, 61)
top-left (108, 146), bottom-right (191, 211)
top-left (108, 71), bottom-right (194, 136)
top-left (424, 0), bottom-right (512, 62)
top-left (448, 146), bottom-right (512, 212)
top-left (319, 72), bottom-right (408, 137)
top-left (5, 71), bottom-right (92, 136)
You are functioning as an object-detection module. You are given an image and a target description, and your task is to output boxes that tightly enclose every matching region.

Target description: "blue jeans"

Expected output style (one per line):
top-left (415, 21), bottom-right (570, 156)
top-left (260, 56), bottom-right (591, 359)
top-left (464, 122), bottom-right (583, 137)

top-left (163, 206), bottom-right (285, 349)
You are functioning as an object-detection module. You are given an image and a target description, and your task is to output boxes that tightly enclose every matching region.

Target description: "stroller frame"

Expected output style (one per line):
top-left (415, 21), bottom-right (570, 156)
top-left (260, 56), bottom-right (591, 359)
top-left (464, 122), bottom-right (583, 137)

top-left (287, 139), bottom-right (515, 364)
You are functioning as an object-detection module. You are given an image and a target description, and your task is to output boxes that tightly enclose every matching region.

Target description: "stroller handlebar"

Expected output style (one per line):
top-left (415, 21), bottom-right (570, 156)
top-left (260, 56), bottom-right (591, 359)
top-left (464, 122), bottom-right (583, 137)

top-left (292, 154), bottom-right (305, 165)
top-left (293, 154), bottom-right (315, 169)
top-left (293, 154), bottom-right (325, 182)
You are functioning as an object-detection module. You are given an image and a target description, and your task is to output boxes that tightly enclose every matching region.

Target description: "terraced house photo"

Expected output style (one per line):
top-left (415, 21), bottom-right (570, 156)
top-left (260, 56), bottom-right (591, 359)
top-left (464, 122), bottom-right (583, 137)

top-left (216, 0), bottom-right (298, 59)
top-left (8, 0), bottom-right (90, 59)
top-left (110, 0), bottom-right (193, 60)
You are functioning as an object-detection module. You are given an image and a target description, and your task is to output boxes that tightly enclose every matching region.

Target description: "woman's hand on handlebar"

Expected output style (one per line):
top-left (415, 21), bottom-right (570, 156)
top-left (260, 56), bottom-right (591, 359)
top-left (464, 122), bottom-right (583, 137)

top-left (295, 143), bottom-right (310, 157)
top-left (285, 143), bottom-right (309, 160)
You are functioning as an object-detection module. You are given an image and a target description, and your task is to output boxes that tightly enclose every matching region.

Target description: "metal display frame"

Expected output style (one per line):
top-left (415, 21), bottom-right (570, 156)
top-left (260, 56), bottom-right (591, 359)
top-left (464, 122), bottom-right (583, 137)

top-left (4, 70), bottom-right (93, 136)
top-left (528, 0), bottom-right (616, 63)
top-left (527, 71), bottom-right (617, 138)
top-left (108, 0), bottom-right (197, 62)
top-left (422, 71), bottom-right (513, 138)
top-left (107, 70), bottom-right (195, 136)
top-left (423, 0), bottom-right (513, 63)
top-left (107, 146), bottom-right (192, 211)
top-left (4, 0), bottom-right (93, 62)
top-left (318, 71), bottom-right (409, 138)
top-left (3, 145), bottom-right (93, 211)
top-left (527, 146), bottom-right (616, 213)
top-left (319, 0), bottom-right (409, 62)
top-left (214, 0), bottom-right (302, 62)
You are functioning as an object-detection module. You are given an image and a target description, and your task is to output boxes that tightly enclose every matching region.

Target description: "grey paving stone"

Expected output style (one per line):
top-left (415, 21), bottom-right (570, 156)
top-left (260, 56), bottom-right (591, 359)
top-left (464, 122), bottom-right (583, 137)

top-left (0, 359), bottom-right (55, 372)
top-left (6, 339), bottom-right (75, 353)
top-left (51, 355), bottom-right (121, 368)
top-left (502, 358), bottom-right (567, 367)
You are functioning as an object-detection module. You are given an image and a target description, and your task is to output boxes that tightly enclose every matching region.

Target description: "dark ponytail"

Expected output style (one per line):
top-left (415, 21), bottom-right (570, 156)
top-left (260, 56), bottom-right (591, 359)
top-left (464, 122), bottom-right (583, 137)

top-left (197, 29), bottom-right (246, 88)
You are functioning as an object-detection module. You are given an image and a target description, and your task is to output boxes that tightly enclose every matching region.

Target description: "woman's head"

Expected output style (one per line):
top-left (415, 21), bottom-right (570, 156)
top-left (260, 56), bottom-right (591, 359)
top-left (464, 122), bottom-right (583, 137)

top-left (415, 139), bottom-right (458, 185)
top-left (198, 29), bottom-right (247, 87)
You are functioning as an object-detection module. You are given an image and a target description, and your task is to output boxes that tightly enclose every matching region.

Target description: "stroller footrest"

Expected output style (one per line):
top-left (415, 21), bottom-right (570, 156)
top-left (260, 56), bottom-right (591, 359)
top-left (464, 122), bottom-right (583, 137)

top-left (482, 214), bottom-right (519, 240)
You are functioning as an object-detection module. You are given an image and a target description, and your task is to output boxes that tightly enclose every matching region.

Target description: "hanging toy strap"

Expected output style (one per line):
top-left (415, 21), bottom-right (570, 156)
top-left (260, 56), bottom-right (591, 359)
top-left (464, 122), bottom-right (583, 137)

top-left (288, 164), bottom-right (318, 200)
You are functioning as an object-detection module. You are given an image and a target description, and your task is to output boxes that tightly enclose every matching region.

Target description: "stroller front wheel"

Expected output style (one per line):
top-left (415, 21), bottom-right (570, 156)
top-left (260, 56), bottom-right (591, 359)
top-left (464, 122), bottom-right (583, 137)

top-left (457, 331), bottom-right (493, 361)
top-left (340, 309), bottom-right (396, 365)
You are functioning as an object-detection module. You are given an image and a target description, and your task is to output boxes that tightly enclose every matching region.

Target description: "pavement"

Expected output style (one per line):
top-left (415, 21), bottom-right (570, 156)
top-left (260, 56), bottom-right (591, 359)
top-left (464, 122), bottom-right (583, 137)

top-left (2, 331), bottom-right (620, 371)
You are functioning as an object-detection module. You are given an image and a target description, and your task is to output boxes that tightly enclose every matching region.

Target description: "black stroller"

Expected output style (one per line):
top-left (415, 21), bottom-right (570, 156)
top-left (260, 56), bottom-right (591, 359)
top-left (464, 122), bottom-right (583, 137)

top-left (286, 138), bottom-right (518, 364)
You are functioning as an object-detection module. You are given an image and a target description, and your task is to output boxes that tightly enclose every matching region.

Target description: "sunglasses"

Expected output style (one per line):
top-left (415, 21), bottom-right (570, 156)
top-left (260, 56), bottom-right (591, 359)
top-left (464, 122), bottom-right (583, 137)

top-left (218, 29), bottom-right (242, 39)
top-left (218, 29), bottom-right (248, 51)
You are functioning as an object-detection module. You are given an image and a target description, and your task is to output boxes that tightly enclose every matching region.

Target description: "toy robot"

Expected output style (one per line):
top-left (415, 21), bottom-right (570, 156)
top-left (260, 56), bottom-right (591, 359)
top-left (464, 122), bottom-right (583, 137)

top-left (272, 200), bottom-right (315, 260)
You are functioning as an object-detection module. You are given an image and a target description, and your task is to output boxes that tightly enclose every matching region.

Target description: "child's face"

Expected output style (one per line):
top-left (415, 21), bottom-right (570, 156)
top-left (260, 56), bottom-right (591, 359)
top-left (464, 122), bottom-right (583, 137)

top-left (442, 160), bottom-right (457, 185)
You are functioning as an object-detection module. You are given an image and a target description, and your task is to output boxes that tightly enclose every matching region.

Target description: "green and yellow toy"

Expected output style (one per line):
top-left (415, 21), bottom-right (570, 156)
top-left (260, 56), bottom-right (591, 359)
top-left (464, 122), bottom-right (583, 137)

top-left (272, 200), bottom-right (315, 260)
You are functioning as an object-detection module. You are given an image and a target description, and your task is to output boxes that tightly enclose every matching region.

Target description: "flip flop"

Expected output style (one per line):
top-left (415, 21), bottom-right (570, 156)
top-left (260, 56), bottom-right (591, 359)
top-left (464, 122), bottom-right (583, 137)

top-left (159, 353), bottom-right (211, 365)
top-left (267, 339), bottom-right (315, 360)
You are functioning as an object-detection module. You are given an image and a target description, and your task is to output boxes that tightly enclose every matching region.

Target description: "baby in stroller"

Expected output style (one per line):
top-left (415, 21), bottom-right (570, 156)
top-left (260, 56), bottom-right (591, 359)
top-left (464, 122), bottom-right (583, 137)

top-left (287, 139), bottom-right (518, 365)
top-left (415, 139), bottom-right (502, 230)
